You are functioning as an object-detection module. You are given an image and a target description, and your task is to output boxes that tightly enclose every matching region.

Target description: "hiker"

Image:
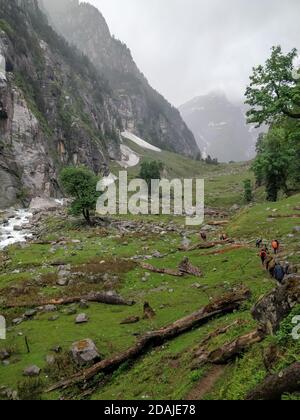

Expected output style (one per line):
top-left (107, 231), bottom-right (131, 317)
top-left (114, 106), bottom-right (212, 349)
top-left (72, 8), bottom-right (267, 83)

top-left (265, 254), bottom-right (276, 277)
top-left (259, 248), bottom-right (267, 265)
top-left (272, 240), bottom-right (280, 255)
top-left (200, 231), bottom-right (207, 241)
top-left (273, 263), bottom-right (285, 284)
top-left (220, 233), bottom-right (228, 241)
top-left (256, 239), bottom-right (263, 249)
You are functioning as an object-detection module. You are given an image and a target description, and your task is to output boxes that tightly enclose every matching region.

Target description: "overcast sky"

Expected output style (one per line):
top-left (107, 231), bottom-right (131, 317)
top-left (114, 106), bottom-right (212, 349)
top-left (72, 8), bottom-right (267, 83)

top-left (86, 0), bottom-right (300, 107)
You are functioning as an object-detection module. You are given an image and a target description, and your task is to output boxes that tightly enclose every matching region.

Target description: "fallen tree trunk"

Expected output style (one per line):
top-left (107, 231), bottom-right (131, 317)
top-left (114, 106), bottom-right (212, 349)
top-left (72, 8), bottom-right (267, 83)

top-left (207, 220), bottom-right (229, 226)
top-left (194, 320), bottom-right (246, 353)
top-left (252, 275), bottom-right (300, 334)
top-left (246, 362), bottom-right (300, 400)
top-left (47, 286), bottom-right (251, 392)
top-left (178, 242), bottom-right (216, 252)
top-left (195, 329), bottom-right (265, 365)
top-left (140, 263), bottom-right (184, 277)
top-left (4, 292), bottom-right (135, 309)
top-left (178, 239), bottom-right (235, 251)
top-left (268, 214), bottom-right (300, 219)
top-left (178, 240), bottom-right (234, 252)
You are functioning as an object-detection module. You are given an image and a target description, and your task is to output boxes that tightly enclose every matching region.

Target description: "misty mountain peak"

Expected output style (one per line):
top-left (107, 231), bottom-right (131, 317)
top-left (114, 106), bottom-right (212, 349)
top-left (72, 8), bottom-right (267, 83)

top-left (180, 93), bottom-right (257, 162)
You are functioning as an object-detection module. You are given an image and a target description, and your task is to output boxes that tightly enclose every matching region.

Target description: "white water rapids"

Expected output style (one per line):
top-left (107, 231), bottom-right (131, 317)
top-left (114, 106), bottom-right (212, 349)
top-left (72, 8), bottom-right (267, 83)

top-left (0, 209), bottom-right (33, 250)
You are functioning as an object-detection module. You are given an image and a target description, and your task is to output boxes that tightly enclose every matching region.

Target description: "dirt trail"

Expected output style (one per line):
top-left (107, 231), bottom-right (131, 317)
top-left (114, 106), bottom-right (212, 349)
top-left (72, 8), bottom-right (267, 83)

top-left (186, 366), bottom-right (225, 400)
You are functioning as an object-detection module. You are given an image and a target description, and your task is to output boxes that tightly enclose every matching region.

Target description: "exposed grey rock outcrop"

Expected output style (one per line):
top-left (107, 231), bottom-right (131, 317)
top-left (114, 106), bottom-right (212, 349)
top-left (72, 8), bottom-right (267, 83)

top-left (0, 0), bottom-right (198, 208)
top-left (40, 0), bottom-right (199, 157)
top-left (0, 0), bottom-right (121, 208)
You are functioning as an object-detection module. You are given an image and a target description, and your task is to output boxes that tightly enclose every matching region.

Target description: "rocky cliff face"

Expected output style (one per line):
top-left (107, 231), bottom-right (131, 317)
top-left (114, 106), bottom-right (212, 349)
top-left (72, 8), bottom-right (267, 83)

top-left (0, 0), bottom-right (121, 208)
top-left (40, 0), bottom-right (198, 157)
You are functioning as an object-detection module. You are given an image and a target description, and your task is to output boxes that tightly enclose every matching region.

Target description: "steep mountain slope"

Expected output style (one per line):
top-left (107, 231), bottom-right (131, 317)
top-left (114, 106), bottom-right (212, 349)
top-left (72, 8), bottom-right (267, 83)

top-left (0, 0), bottom-right (124, 208)
top-left (180, 92), bottom-right (258, 162)
top-left (40, 0), bottom-right (199, 157)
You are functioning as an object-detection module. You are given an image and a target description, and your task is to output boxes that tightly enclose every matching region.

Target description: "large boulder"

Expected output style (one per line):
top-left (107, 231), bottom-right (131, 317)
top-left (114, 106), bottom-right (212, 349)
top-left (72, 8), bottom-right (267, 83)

top-left (23, 365), bottom-right (41, 377)
top-left (29, 197), bottom-right (63, 212)
top-left (252, 276), bottom-right (300, 334)
top-left (71, 339), bottom-right (100, 365)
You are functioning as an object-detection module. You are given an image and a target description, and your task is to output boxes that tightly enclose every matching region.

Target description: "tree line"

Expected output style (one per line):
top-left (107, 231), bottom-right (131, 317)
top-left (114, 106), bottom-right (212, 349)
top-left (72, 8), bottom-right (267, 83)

top-left (246, 46), bottom-right (300, 201)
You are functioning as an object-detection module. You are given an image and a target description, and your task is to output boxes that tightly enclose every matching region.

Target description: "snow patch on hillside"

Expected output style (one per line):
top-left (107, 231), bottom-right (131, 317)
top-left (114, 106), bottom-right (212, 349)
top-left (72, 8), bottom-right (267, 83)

top-left (118, 144), bottom-right (140, 168)
top-left (121, 131), bottom-right (161, 153)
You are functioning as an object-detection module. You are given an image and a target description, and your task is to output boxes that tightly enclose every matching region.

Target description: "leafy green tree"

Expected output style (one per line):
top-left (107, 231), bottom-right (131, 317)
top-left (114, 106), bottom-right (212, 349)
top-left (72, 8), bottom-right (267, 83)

top-left (245, 46), bottom-right (300, 127)
top-left (139, 161), bottom-right (162, 191)
top-left (243, 179), bottom-right (253, 203)
top-left (60, 166), bottom-right (100, 224)
top-left (252, 128), bottom-right (291, 201)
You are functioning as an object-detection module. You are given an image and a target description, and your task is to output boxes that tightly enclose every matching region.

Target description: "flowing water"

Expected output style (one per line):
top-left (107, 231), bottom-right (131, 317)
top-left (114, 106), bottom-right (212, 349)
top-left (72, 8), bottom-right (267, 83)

top-left (0, 209), bottom-right (33, 250)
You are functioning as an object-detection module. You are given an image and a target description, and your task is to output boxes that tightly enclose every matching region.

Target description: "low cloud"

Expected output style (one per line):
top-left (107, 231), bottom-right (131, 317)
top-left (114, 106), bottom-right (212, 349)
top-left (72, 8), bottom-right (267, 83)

top-left (87, 0), bottom-right (300, 106)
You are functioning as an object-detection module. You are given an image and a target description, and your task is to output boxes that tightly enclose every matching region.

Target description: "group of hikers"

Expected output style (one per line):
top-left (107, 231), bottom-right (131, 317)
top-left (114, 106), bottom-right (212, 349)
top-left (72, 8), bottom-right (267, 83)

top-left (199, 230), bottom-right (287, 283)
top-left (257, 238), bottom-right (287, 283)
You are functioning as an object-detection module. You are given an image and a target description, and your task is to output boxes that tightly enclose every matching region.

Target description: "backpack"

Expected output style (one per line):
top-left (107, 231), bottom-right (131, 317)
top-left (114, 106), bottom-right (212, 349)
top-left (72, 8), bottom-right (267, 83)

top-left (260, 250), bottom-right (267, 259)
top-left (273, 264), bottom-right (285, 283)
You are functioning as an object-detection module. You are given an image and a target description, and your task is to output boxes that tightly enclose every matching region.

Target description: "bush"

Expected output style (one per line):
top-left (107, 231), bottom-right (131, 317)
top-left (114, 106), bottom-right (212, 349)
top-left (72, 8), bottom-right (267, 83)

top-left (243, 179), bottom-right (253, 203)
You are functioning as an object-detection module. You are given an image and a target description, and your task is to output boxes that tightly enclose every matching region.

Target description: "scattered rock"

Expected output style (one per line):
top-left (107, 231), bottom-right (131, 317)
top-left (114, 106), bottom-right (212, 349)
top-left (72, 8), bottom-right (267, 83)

top-left (48, 315), bottom-right (59, 322)
top-left (0, 349), bottom-right (10, 361)
top-left (41, 305), bottom-right (57, 313)
top-left (56, 278), bottom-right (69, 286)
top-left (230, 204), bottom-right (240, 211)
top-left (24, 309), bottom-right (37, 318)
top-left (293, 226), bottom-right (300, 233)
top-left (79, 300), bottom-right (89, 309)
top-left (181, 237), bottom-right (191, 250)
top-left (65, 308), bottom-right (77, 316)
top-left (12, 318), bottom-right (23, 326)
top-left (0, 387), bottom-right (18, 400)
top-left (75, 313), bottom-right (89, 324)
top-left (23, 365), bottom-right (41, 377)
top-left (152, 251), bottom-right (163, 258)
top-left (71, 339), bottom-right (100, 365)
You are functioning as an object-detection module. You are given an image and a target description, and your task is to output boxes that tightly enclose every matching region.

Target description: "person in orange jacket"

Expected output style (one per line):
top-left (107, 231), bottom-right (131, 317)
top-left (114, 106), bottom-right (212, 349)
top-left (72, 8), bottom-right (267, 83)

top-left (271, 240), bottom-right (280, 255)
